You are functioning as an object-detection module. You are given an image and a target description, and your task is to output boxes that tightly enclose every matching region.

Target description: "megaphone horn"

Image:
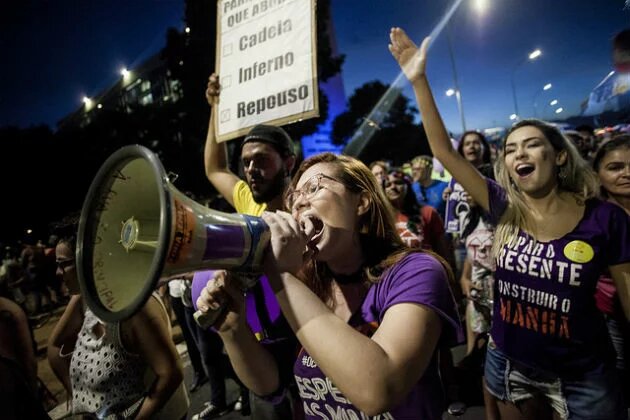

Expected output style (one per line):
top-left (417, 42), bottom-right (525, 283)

top-left (77, 145), bottom-right (269, 323)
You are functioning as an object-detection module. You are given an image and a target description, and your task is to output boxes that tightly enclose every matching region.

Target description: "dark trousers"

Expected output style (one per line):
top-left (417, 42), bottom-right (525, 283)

top-left (171, 297), bottom-right (205, 379)
top-left (182, 300), bottom-right (228, 407)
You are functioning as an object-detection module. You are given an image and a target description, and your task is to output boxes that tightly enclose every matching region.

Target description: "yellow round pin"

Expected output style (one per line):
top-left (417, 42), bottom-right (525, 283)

top-left (563, 240), bottom-right (594, 263)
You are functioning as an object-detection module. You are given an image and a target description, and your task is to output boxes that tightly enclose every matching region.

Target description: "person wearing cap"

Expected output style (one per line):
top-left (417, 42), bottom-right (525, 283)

top-left (410, 155), bottom-right (448, 219)
top-left (202, 73), bottom-right (300, 420)
top-left (204, 75), bottom-right (296, 216)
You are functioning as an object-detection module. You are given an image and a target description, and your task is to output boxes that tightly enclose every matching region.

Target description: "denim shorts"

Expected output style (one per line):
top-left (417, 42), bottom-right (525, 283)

top-left (484, 337), bottom-right (627, 420)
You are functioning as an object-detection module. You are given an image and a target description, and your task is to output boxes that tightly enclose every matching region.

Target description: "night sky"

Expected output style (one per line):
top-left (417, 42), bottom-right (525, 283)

top-left (2, 0), bottom-right (629, 133)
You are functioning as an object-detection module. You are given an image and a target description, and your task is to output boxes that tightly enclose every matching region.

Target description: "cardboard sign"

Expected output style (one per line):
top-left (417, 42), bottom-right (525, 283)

top-left (215, 0), bottom-right (319, 142)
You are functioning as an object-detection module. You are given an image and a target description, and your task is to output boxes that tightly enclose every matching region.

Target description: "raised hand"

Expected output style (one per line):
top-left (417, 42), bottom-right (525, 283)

top-left (205, 73), bottom-right (221, 107)
top-left (388, 27), bottom-right (431, 83)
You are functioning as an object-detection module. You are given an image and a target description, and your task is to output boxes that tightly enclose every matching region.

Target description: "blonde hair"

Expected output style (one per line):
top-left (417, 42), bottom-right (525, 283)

top-left (289, 153), bottom-right (452, 304)
top-left (411, 155), bottom-right (433, 167)
top-left (492, 119), bottom-right (600, 257)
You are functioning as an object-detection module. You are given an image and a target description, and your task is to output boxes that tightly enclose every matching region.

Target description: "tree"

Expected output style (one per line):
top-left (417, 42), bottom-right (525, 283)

top-left (332, 80), bottom-right (430, 165)
top-left (0, 125), bottom-right (63, 242)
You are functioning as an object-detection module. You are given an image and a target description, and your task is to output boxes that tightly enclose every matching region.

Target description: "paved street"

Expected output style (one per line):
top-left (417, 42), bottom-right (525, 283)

top-left (177, 341), bottom-right (250, 420)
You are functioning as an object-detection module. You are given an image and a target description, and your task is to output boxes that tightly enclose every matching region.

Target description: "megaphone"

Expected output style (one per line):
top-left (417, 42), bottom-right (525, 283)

top-left (77, 145), bottom-right (269, 324)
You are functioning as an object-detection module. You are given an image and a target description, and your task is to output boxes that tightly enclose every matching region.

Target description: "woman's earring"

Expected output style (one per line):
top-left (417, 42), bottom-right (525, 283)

top-left (558, 165), bottom-right (568, 182)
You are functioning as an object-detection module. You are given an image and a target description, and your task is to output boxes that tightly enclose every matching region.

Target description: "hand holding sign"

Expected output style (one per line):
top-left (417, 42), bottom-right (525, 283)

top-left (205, 73), bottom-right (221, 107)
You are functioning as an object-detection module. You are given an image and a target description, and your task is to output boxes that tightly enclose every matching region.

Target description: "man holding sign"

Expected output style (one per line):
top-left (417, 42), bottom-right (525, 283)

top-left (203, 73), bottom-right (299, 420)
top-left (198, 0), bottom-right (317, 416)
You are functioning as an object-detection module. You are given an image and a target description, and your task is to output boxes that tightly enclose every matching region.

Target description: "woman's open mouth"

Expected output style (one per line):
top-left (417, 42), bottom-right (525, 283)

top-left (515, 164), bottom-right (535, 178)
top-left (301, 215), bottom-right (325, 246)
top-left (466, 151), bottom-right (479, 160)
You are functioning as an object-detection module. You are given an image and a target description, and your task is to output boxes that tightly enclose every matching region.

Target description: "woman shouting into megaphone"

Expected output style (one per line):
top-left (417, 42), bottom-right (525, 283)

top-left (196, 152), bottom-right (463, 419)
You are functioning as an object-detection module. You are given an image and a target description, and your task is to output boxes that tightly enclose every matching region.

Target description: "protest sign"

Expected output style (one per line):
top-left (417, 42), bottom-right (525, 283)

top-left (444, 179), bottom-right (471, 235)
top-left (215, 0), bottom-right (319, 142)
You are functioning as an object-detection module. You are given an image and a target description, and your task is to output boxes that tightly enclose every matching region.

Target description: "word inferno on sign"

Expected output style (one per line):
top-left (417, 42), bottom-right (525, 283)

top-left (239, 52), bottom-right (295, 84)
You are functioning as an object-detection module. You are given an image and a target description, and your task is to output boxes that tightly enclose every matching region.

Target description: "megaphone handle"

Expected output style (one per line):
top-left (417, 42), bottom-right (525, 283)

top-left (193, 306), bottom-right (226, 330)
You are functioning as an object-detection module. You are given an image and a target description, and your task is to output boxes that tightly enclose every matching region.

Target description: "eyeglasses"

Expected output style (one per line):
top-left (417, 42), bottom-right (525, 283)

top-left (56, 258), bottom-right (75, 270)
top-left (285, 173), bottom-right (343, 210)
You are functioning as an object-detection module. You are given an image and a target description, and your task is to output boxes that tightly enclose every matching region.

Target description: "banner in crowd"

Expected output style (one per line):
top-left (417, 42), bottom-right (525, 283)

top-left (444, 179), bottom-right (470, 235)
top-left (582, 70), bottom-right (630, 116)
top-left (215, 0), bottom-right (319, 142)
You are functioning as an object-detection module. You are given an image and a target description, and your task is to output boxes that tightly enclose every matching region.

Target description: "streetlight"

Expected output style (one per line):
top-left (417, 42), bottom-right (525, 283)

top-left (528, 49), bottom-right (542, 60)
top-left (473, 0), bottom-right (489, 15)
top-left (83, 96), bottom-right (94, 112)
top-left (541, 99), bottom-right (559, 120)
top-left (445, 88), bottom-right (465, 131)
top-left (511, 48), bottom-right (543, 119)
top-left (533, 82), bottom-right (553, 118)
top-left (444, 15), bottom-right (466, 132)
top-left (555, 107), bottom-right (563, 114)
top-left (121, 67), bottom-right (132, 86)
top-left (509, 114), bottom-right (518, 121)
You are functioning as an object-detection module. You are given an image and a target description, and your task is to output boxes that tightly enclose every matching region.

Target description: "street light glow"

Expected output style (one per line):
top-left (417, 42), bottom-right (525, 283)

top-left (550, 99), bottom-right (558, 106)
top-left (555, 107), bottom-right (563, 114)
top-left (446, 88), bottom-right (456, 97)
top-left (83, 97), bottom-right (92, 105)
top-left (510, 114), bottom-right (518, 121)
top-left (185, 27), bottom-right (191, 34)
top-left (121, 68), bottom-right (130, 77)
top-left (512, 48), bottom-right (543, 118)
top-left (543, 83), bottom-right (552, 90)
top-left (473, 0), bottom-right (488, 15)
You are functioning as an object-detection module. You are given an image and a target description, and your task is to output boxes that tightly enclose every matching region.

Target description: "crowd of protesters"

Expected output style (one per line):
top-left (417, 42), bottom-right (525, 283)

top-left (2, 104), bottom-right (629, 420)
top-left (2, 29), bottom-right (630, 420)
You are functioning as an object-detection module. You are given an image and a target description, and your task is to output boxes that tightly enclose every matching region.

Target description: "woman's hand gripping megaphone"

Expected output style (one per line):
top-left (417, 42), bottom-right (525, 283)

top-left (193, 211), bottom-right (317, 330)
top-left (194, 270), bottom-right (250, 331)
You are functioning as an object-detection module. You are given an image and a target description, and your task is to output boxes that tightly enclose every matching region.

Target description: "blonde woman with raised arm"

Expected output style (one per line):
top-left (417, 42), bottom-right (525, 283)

top-left (389, 27), bottom-right (630, 420)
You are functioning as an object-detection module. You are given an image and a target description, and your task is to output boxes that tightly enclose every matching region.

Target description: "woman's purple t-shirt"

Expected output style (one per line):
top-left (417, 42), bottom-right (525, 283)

top-left (293, 252), bottom-right (463, 420)
top-left (486, 178), bottom-right (630, 376)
